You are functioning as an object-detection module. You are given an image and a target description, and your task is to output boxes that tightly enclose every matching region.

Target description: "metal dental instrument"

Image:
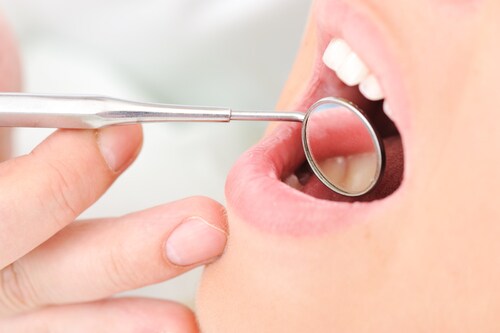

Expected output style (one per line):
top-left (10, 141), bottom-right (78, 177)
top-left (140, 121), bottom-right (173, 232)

top-left (0, 93), bottom-right (385, 197)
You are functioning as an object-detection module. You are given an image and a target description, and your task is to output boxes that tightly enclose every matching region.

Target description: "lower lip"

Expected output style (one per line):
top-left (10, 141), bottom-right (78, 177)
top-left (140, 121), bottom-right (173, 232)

top-left (225, 122), bottom-right (401, 236)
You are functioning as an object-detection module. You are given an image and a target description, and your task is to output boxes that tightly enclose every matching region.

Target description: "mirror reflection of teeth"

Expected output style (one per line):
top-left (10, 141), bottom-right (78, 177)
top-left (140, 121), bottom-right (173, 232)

top-left (317, 156), bottom-right (347, 187)
top-left (319, 153), bottom-right (378, 194)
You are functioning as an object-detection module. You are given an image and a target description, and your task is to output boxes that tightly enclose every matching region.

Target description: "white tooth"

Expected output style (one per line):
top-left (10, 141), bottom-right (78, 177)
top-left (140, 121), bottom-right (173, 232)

top-left (336, 52), bottom-right (370, 86)
top-left (284, 174), bottom-right (303, 191)
top-left (318, 156), bottom-right (347, 186)
top-left (342, 153), bottom-right (378, 193)
top-left (383, 101), bottom-right (393, 118)
top-left (359, 74), bottom-right (384, 101)
top-left (322, 39), bottom-right (351, 72)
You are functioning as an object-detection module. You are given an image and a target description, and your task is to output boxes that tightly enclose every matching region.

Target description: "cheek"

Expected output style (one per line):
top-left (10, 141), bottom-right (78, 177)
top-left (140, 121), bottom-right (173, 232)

top-left (372, 0), bottom-right (490, 197)
top-left (431, 0), bottom-right (484, 10)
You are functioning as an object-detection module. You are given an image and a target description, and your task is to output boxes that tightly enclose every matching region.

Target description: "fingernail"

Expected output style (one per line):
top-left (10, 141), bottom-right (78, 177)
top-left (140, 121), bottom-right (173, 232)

top-left (97, 126), bottom-right (140, 172)
top-left (166, 217), bottom-right (227, 266)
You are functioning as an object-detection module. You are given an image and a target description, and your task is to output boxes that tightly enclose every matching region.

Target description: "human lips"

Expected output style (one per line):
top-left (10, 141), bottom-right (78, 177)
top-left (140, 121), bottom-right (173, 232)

top-left (225, 0), bottom-right (408, 235)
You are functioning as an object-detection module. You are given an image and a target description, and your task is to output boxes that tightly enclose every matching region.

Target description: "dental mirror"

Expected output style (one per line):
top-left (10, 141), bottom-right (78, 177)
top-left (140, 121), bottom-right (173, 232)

top-left (0, 93), bottom-right (385, 197)
top-left (302, 97), bottom-right (385, 196)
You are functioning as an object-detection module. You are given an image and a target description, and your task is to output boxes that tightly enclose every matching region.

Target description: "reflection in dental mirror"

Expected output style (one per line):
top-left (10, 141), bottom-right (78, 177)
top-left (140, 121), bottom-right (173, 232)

top-left (302, 97), bottom-right (385, 197)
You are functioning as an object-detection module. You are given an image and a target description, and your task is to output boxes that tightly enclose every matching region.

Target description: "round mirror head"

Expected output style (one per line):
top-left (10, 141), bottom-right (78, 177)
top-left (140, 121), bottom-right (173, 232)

top-left (302, 97), bottom-right (385, 197)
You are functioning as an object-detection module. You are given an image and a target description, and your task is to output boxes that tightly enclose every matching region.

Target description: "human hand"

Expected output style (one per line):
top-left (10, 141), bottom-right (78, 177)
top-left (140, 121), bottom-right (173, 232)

top-left (0, 126), bottom-right (228, 332)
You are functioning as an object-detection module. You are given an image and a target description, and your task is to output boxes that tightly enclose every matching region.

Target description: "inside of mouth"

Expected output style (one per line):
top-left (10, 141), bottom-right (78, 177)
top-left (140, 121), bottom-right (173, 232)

top-left (283, 83), bottom-right (404, 202)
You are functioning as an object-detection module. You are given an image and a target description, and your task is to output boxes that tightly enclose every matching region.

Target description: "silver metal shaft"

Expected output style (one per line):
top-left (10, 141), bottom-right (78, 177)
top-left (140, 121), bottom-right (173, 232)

top-left (230, 110), bottom-right (304, 122)
top-left (0, 93), bottom-right (304, 128)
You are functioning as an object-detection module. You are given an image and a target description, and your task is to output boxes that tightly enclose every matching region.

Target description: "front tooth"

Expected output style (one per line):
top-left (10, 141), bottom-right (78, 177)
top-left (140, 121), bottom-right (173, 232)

top-left (336, 52), bottom-right (370, 86)
top-left (322, 39), bottom-right (351, 72)
top-left (359, 74), bottom-right (384, 101)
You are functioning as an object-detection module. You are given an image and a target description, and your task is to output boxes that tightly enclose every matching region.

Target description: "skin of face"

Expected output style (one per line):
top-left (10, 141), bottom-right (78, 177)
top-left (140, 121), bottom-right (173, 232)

top-left (197, 0), bottom-right (500, 331)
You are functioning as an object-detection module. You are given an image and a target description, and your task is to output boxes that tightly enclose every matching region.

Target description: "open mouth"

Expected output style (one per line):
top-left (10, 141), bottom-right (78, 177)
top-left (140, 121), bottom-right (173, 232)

top-left (283, 42), bottom-right (404, 202)
top-left (225, 1), bottom-right (409, 235)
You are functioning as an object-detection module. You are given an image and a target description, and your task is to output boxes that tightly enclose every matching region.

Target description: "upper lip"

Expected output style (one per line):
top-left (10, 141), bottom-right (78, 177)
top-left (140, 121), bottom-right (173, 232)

top-left (225, 0), bottom-right (409, 235)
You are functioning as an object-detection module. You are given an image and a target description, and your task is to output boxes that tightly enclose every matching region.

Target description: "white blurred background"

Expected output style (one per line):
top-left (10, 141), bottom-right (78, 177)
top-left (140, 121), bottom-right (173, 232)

top-left (0, 0), bottom-right (310, 306)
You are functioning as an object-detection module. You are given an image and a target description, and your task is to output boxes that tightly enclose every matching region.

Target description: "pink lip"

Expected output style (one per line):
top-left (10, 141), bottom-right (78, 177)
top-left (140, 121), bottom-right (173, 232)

top-left (225, 0), bottom-right (409, 236)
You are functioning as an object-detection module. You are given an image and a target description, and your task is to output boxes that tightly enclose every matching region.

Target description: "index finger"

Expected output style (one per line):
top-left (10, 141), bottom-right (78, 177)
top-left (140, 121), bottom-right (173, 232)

top-left (0, 197), bottom-right (227, 316)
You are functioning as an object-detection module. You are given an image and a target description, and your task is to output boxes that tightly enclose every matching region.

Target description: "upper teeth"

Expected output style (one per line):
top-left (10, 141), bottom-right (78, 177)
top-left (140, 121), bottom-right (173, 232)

top-left (359, 74), bottom-right (384, 101)
top-left (323, 38), bottom-right (385, 102)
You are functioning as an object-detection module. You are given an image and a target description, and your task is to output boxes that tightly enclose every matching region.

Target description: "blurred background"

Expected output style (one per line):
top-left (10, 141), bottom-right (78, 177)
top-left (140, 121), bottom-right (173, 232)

top-left (0, 0), bottom-right (310, 306)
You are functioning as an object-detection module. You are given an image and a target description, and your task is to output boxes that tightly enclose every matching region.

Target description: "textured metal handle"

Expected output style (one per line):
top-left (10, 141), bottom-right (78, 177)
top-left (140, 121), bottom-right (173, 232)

top-left (0, 93), bottom-right (232, 128)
